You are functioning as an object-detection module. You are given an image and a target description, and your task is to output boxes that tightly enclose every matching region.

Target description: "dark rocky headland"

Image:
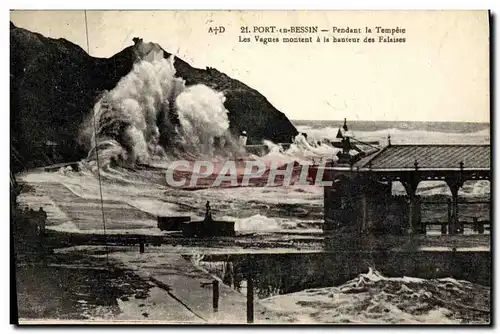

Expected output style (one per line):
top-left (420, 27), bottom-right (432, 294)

top-left (10, 22), bottom-right (298, 171)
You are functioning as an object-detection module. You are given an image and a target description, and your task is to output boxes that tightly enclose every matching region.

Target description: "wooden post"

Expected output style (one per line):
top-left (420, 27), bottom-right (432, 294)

top-left (445, 178), bottom-right (463, 235)
top-left (441, 222), bottom-right (447, 235)
top-left (408, 196), bottom-right (413, 234)
top-left (447, 198), bottom-right (452, 232)
top-left (415, 197), bottom-right (424, 234)
top-left (402, 176), bottom-right (419, 234)
top-left (212, 280), bottom-right (219, 312)
top-left (450, 190), bottom-right (458, 235)
top-left (247, 272), bottom-right (254, 323)
top-left (139, 238), bottom-right (145, 253)
top-left (477, 218), bottom-right (485, 234)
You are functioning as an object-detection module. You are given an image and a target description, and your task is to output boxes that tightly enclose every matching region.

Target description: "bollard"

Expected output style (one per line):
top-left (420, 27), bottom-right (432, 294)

top-left (441, 223), bottom-right (447, 235)
top-left (212, 280), bottom-right (219, 312)
top-left (139, 238), bottom-right (145, 253)
top-left (478, 221), bottom-right (485, 234)
top-left (247, 272), bottom-right (254, 323)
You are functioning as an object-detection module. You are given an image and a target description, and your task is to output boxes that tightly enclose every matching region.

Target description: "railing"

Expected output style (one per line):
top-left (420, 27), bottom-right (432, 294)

top-left (421, 198), bottom-right (490, 235)
top-left (423, 218), bottom-right (490, 234)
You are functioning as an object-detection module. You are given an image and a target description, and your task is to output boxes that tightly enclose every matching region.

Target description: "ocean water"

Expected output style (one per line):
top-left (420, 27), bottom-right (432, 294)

top-left (259, 268), bottom-right (490, 324)
top-left (293, 120), bottom-right (490, 145)
top-left (294, 119), bottom-right (489, 134)
top-left (196, 255), bottom-right (490, 324)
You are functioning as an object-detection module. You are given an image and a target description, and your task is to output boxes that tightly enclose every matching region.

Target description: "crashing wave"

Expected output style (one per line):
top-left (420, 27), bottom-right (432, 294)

top-left (78, 55), bottom-right (341, 176)
top-left (260, 268), bottom-right (490, 324)
top-left (80, 56), bottom-right (244, 168)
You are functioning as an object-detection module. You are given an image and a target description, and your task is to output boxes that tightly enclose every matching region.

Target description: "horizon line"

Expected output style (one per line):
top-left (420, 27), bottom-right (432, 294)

top-left (290, 119), bottom-right (490, 124)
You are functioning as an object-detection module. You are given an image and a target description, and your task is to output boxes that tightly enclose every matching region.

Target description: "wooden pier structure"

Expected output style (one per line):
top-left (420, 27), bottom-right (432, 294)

top-left (323, 120), bottom-right (490, 235)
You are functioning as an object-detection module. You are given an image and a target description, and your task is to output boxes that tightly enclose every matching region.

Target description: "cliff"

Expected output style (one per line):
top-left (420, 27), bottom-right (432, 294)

top-left (10, 23), bottom-right (298, 171)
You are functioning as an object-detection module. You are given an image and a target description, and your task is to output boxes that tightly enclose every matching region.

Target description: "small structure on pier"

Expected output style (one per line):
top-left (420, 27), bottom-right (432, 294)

top-left (323, 120), bottom-right (491, 235)
top-left (157, 216), bottom-right (191, 231)
top-left (182, 201), bottom-right (235, 237)
top-left (157, 202), bottom-right (235, 237)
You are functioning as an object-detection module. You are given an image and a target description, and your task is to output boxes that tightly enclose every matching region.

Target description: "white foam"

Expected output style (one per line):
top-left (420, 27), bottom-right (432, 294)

top-left (298, 126), bottom-right (490, 145)
top-left (260, 268), bottom-right (489, 324)
top-left (220, 214), bottom-right (292, 232)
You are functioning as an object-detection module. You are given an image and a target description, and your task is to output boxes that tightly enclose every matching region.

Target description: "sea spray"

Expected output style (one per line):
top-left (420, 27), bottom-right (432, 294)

top-left (260, 268), bottom-right (490, 324)
top-left (81, 56), bottom-right (243, 168)
top-left (175, 84), bottom-right (242, 157)
top-left (260, 134), bottom-right (339, 165)
top-left (80, 55), bottom-right (341, 174)
top-left (81, 56), bottom-right (183, 166)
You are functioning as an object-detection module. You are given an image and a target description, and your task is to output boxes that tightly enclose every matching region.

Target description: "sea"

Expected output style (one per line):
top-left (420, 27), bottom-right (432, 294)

top-left (294, 119), bottom-right (490, 145)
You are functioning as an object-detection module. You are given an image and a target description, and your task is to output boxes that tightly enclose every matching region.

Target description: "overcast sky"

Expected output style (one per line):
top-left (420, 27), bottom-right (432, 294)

top-left (10, 10), bottom-right (490, 122)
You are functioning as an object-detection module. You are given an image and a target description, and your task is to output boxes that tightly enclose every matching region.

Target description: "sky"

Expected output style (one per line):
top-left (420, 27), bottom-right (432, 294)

top-left (10, 10), bottom-right (490, 123)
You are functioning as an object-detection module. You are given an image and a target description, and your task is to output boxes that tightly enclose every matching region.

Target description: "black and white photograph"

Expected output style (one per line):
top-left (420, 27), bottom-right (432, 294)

top-left (10, 10), bottom-right (491, 324)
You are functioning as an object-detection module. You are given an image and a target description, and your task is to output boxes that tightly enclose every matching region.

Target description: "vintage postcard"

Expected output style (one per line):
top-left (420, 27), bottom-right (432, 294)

top-left (10, 10), bottom-right (490, 325)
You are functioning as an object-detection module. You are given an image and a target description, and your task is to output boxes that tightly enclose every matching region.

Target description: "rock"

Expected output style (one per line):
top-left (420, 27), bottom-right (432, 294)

top-left (120, 296), bottom-right (130, 302)
top-left (142, 312), bottom-right (149, 318)
top-left (10, 22), bottom-right (298, 171)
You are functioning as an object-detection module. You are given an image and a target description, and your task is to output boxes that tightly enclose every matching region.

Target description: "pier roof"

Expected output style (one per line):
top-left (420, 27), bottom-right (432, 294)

top-left (358, 144), bottom-right (490, 171)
